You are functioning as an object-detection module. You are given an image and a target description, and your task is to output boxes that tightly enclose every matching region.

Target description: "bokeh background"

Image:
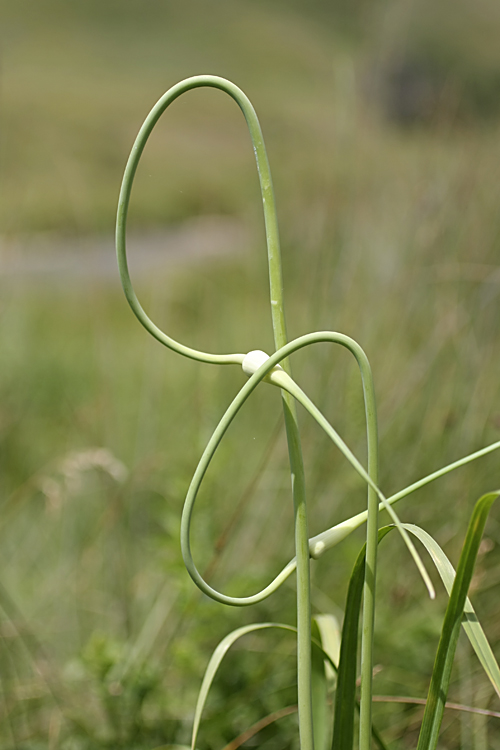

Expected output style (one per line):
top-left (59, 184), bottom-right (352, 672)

top-left (1, 0), bottom-right (500, 747)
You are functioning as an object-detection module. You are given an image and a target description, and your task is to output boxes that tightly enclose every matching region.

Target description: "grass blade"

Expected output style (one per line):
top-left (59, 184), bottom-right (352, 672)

top-left (403, 523), bottom-right (500, 700)
top-left (332, 528), bottom-right (393, 750)
top-left (416, 491), bottom-right (499, 750)
top-left (332, 545), bottom-right (365, 750)
top-left (190, 616), bottom-right (388, 750)
top-left (190, 622), bottom-right (295, 750)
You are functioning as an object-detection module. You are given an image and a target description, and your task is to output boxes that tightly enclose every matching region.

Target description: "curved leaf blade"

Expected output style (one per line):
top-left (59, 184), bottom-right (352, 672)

top-left (332, 527), bottom-right (393, 750)
top-left (190, 622), bottom-right (295, 750)
top-left (191, 618), bottom-right (389, 750)
top-left (416, 491), bottom-right (499, 750)
top-left (403, 523), bottom-right (500, 699)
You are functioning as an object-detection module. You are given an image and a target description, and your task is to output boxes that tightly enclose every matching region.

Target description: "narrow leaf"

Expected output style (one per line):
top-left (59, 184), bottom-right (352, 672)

top-left (416, 492), bottom-right (499, 750)
top-left (190, 622), bottom-right (295, 750)
top-left (332, 527), bottom-right (393, 750)
top-left (191, 620), bottom-right (388, 750)
top-left (403, 523), bottom-right (500, 700)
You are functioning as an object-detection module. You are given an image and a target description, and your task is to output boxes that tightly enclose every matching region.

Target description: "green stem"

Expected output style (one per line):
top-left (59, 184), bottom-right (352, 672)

top-left (282, 397), bottom-right (313, 750)
top-left (232, 80), bottom-right (315, 750)
top-left (360, 407), bottom-right (379, 750)
top-left (272, 338), bottom-right (379, 749)
top-left (116, 76), bottom-right (260, 365)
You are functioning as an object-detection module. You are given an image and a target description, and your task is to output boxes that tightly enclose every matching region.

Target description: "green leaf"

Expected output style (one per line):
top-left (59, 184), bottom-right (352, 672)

top-left (190, 622), bottom-right (295, 750)
top-left (403, 523), bottom-right (500, 700)
top-left (416, 491), bottom-right (499, 750)
top-left (332, 548), bottom-right (364, 750)
top-left (332, 527), bottom-right (393, 750)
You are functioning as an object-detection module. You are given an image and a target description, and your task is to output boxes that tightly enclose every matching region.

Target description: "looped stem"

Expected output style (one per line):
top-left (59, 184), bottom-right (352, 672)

top-left (116, 74), bottom-right (281, 366)
top-left (180, 331), bottom-right (381, 603)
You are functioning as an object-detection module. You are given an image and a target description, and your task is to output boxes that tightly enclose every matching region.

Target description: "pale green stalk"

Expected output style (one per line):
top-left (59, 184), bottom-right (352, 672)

top-left (257, 115), bottom-right (314, 750)
top-left (242, 71), bottom-right (314, 748)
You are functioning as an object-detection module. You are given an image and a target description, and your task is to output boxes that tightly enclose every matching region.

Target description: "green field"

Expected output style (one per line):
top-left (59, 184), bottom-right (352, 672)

top-left (1, 0), bottom-right (500, 747)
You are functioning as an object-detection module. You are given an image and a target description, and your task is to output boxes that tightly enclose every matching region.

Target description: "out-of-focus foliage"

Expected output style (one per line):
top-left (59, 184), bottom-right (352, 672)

top-left (1, 0), bottom-right (500, 747)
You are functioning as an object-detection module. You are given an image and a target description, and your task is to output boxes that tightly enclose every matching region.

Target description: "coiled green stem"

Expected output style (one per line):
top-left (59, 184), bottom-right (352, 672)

top-left (116, 75), bottom-right (315, 750)
top-left (180, 331), bottom-right (379, 606)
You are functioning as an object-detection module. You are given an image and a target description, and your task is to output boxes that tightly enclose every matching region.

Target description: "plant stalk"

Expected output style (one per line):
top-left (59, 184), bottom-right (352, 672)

top-left (250, 98), bottom-right (315, 750)
top-left (358, 376), bottom-right (379, 750)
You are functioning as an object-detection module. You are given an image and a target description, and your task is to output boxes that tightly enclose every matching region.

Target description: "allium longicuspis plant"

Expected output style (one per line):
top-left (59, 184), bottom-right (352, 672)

top-left (116, 75), bottom-right (500, 750)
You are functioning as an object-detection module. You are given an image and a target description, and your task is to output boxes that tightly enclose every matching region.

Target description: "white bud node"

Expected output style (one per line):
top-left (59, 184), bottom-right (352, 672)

top-left (242, 350), bottom-right (277, 377)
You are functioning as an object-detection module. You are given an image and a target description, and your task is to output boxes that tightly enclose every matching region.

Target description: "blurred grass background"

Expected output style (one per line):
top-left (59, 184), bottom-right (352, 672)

top-left (1, 0), bottom-right (500, 747)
